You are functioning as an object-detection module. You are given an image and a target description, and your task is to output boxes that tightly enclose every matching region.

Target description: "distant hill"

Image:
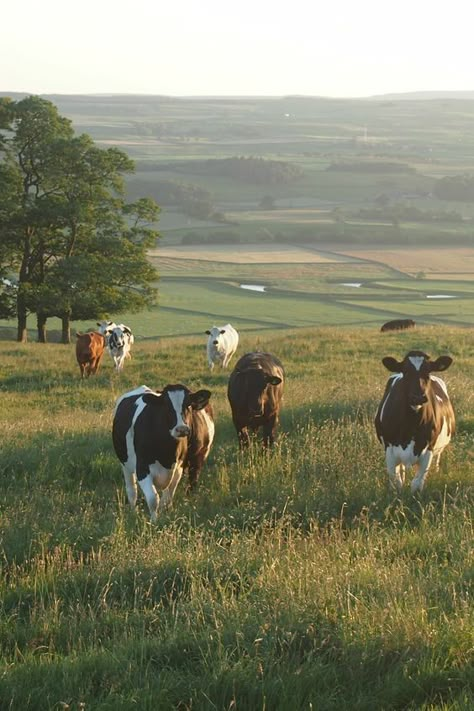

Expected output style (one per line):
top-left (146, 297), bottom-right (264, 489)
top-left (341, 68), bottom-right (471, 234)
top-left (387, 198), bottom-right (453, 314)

top-left (369, 90), bottom-right (474, 101)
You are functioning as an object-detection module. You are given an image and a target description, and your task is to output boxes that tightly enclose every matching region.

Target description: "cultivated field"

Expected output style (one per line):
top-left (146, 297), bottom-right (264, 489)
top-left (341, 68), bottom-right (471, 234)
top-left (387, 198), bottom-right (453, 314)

top-left (0, 325), bottom-right (473, 709)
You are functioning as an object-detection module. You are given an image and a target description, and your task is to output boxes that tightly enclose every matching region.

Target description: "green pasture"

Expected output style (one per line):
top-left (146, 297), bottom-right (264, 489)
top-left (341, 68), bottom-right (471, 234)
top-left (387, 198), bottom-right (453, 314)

top-left (0, 325), bottom-right (473, 709)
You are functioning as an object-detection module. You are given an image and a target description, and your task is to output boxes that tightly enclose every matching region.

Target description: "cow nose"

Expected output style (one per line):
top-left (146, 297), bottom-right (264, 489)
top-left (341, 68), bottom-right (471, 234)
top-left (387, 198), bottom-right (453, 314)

top-left (410, 394), bottom-right (428, 406)
top-left (174, 425), bottom-right (190, 437)
top-left (213, 340), bottom-right (219, 345)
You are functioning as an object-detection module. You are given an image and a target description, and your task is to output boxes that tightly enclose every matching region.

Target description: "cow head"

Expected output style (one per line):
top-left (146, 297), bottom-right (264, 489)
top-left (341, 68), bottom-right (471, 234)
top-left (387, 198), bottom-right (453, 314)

top-left (143, 385), bottom-right (211, 439)
top-left (206, 327), bottom-right (226, 347)
top-left (235, 367), bottom-right (282, 417)
top-left (97, 320), bottom-right (117, 335)
top-left (382, 350), bottom-right (453, 411)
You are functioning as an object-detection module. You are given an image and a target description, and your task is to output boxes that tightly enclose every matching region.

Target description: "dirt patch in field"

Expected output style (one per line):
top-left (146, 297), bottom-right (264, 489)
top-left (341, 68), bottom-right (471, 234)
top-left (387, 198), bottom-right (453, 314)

top-left (150, 244), bottom-right (354, 264)
top-left (331, 246), bottom-right (474, 276)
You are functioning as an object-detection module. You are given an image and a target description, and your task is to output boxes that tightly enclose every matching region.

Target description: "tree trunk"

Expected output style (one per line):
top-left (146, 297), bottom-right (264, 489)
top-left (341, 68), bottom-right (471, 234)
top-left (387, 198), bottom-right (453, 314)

top-left (16, 293), bottom-right (28, 343)
top-left (37, 312), bottom-right (47, 343)
top-left (61, 314), bottom-right (71, 344)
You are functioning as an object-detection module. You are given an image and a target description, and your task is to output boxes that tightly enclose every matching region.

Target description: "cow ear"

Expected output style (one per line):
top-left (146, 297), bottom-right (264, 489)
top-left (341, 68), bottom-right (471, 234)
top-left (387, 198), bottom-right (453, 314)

top-left (220, 329), bottom-right (226, 334)
top-left (205, 330), bottom-right (211, 335)
top-left (123, 326), bottom-right (131, 335)
top-left (429, 355), bottom-right (453, 372)
top-left (382, 356), bottom-right (403, 372)
top-left (266, 375), bottom-right (282, 386)
top-left (142, 393), bottom-right (163, 407)
top-left (189, 389), bottom-right (212, 410)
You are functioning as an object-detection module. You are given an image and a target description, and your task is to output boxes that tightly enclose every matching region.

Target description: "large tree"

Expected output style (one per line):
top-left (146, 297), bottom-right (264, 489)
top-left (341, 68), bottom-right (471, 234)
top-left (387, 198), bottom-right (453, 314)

top-left (0, 96), bottom-right (159, 342)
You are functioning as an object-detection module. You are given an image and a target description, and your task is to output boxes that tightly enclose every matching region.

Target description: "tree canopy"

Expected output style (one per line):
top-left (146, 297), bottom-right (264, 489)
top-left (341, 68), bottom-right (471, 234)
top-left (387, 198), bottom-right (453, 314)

top-left (0, 96), bottom-right (160, 342)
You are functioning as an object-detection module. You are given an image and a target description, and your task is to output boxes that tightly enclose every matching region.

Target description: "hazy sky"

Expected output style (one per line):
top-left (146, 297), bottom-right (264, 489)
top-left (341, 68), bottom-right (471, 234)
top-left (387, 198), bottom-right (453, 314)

top-left (3, 0), bottom-right (473, 97)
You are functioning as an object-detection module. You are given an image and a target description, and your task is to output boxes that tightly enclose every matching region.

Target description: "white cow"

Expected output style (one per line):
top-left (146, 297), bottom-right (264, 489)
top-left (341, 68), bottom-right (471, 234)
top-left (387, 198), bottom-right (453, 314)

top-left (205, 323), bottom-right (239, 370)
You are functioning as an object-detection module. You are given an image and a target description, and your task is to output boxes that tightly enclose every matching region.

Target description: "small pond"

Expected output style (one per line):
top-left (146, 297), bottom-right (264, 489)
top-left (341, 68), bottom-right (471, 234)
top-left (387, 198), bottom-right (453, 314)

top-left (240, 284), bottom-right (266, 292)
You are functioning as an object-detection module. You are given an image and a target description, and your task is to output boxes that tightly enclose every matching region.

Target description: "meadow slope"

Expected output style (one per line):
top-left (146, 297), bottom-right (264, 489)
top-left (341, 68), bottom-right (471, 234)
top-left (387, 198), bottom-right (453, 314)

top-left (0, 325), bottom-right (473, 710)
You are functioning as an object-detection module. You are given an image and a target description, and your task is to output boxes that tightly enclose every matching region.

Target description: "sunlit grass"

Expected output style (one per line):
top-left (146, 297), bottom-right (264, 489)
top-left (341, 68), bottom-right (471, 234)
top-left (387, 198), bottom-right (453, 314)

top-left (0, 326), bottom-right (473, 709)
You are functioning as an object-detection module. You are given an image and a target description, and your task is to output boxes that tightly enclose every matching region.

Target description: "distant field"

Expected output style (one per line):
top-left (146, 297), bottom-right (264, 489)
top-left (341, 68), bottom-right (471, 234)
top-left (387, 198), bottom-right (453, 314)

top-left (150, 244), bottom-right (357, 264)
top-left (335, 246), bottom-right (474, 276)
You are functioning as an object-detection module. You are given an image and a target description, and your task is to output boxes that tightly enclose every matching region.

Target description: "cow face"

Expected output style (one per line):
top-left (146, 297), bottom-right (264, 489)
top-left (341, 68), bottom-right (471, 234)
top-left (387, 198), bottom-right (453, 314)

top-left (206, 327), bottom-right (226, 347)
top-left (143, 386), bottom-right (211, 440)
top-left (382, 351), bottom-right (453, 411)
top-left (236, 368), bottom-right (282, 417)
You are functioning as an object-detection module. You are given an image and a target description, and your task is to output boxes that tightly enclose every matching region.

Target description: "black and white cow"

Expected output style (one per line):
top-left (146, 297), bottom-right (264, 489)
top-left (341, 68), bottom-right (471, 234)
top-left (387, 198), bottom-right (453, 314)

top-left (112, 384), bottom-right (214, 521)
top-left (374, 350), bottom-right (455, 493)
top-left (106, 324), bottom-right (134, 371)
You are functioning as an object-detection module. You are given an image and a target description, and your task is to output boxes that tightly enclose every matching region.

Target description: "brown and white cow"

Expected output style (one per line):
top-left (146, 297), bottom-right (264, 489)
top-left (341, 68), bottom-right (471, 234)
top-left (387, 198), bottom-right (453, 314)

top-left (227, 352), bottom-right (284, 448)
top-left (374, 350), bottom-right (455, 493)
top-left (381, 318), bottom-right (416, 333)
top-left (75, 331), bottom-right (106, 379)
top-left (112, 384), bottom-right (214, 521)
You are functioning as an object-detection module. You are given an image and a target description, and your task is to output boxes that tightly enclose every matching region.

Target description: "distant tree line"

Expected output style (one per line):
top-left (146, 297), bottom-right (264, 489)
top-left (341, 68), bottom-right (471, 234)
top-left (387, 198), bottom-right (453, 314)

top-left (355, 205), bottom-right (464, 223)
top-left (139, 157), bottom-right (304, 184)
top-left (0, 96), bottom-right (160, 343)
top-left (434, 174), bottom-right (474, 201)
top-left (147, 180), bottom-right (227, 221)
top-left (326, 161), bottom-right (416, 174)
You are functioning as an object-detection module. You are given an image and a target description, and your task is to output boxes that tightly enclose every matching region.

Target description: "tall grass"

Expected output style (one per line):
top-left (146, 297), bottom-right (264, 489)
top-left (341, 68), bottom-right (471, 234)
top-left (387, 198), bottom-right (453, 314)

top-left (0, 326), bottom-right (473, 709)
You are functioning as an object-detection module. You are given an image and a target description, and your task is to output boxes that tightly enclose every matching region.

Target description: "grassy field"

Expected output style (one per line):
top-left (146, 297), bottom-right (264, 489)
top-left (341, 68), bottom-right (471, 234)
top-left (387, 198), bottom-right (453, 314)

top-left (0, 325), bottom-right (473, 709)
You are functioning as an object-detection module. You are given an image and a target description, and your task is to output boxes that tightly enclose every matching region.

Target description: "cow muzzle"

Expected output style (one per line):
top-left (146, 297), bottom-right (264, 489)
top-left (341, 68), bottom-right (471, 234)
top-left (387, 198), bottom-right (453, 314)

top-left (172, 425), bottom-right (190, 438)
top-left (410, 394), bottom-right (428, 410)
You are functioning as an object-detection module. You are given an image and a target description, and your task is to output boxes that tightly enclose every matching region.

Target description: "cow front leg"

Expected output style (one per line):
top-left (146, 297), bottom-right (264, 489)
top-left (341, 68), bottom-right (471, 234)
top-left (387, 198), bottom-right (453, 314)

top-left (411, 451), bottom-right (434, 494)
top-left (123, 468), bottom-right (138, 509)
top-left (138, 476), bottom-right (159, 522)
top-left (262, 415), bottom-right (277, 448)
top-left (160, 463), bottom-right (183, 510)
top-left (385, 450), bottom-right (404, 493)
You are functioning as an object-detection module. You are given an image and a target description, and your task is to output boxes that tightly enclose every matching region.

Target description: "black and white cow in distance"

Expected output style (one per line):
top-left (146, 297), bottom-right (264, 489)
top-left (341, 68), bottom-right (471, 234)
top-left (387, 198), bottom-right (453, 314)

top-left (98, 322), bottom-right (134, 371)
top-left (374, 350), bottom-right (455, 494)
top-left (227, 352), bottom-right (284, 448)
top-left (206, 323), bottom-right (239, 370)
top-left (112, 384), bottom-right (214, 521)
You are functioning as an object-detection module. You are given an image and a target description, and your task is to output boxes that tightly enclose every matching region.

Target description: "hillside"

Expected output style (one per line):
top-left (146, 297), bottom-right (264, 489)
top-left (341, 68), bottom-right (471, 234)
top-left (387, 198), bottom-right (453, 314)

top-left (0, 325), bottom-right (473, 708)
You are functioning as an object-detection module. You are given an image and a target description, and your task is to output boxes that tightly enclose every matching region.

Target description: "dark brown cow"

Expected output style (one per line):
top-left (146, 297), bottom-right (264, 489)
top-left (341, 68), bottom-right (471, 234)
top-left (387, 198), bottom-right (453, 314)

top-left (75, 331), bottom-right (106, 379)
top-left (112, 385), bottom-right (214, 520)
top-left (381, 318), bottom-right (416, 333)
top-left (227, 352), bottom-right (284, 448)
top-left (374, 350), bottom-right (455, 493)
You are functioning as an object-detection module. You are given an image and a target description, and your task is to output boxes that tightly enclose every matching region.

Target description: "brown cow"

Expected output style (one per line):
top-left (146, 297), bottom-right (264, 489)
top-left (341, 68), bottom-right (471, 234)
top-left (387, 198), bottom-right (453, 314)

top-left (75, 331), bottom-right (106, 379)
top-left (227, 352), bottom-right (284, 448)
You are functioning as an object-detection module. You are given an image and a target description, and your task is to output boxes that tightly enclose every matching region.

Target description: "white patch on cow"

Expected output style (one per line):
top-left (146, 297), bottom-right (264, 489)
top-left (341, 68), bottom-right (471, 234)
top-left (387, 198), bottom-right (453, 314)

top-left (149, 459), bottom-right (174, 490)
top-left (408, 355), bottom-right (425, 371)
top-left (200, 408), bottom-right (215, 458)
top-left (167, 389), bottom-right (188, 438)
top-left (430, 374), bottom-right (449, 397)
top-left (114, 385), bottom-right (155, 414)
top-left (138, 476), bottom-right (159, 522)
top-left (385, 440), bottom-right (431, 494)
top-left (378, 373), bottom-right (403, 424)
top-left (432, 417), bottom-right (451, 454)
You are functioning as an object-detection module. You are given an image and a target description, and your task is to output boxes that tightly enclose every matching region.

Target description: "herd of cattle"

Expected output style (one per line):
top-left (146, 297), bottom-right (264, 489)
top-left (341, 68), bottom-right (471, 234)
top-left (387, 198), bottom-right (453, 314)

top-left (75, 317), bottom-right (454, 521)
